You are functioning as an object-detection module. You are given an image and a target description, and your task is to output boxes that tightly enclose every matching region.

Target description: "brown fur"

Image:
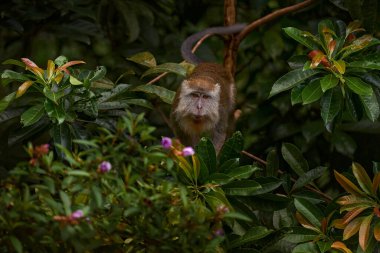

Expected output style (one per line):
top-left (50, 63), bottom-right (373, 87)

top-left (171, 63), bottom-right (235, 152)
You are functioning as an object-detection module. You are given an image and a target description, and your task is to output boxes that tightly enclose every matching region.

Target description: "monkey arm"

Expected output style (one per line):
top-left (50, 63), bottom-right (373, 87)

top-left (181, 24), bottom-right (246, 65)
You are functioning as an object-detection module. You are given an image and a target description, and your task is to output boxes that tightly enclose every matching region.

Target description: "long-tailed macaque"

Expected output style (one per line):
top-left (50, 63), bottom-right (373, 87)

top-left (171, 24), bottom-right (245, 152)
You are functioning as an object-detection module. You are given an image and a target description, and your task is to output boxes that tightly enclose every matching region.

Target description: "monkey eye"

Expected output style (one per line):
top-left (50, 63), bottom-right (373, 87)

top-left (203, 94), bottom-right (211, 99)
top-left (190, 93), bottom-right (200, 98)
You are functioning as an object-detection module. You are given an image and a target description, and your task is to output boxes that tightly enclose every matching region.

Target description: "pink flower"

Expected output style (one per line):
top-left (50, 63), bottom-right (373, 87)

top-left (70, 210), bottom-right (84, 220)
top-left (161, 137), bottom-right (172, 149)
top-left (98, 161), bottom-right (112, 173)
top-left (182, 147), bottom-right (195, 157)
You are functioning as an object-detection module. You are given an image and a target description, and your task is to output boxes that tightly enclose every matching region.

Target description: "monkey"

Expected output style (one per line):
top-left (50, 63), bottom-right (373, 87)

top-left (170, 24), bottom-right (245, 153)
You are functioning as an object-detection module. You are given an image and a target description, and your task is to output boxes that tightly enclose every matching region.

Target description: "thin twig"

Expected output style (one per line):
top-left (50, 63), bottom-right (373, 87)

top-left (242, 150), bottom-right (267, 165)
top-left (147, 72), bottom-right (168, 85)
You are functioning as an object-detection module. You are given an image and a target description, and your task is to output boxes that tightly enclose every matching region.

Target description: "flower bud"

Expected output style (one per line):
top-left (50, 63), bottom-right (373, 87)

top-left (182, 147), bottom-right (195, 157)
top-left (98, 161), bottom-right (112, 173)
top-left (161, 137), bottom-right (172, 149)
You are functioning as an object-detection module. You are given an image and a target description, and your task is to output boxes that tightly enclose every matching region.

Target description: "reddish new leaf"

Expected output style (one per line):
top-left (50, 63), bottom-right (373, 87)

top-left (331, 241), bottom-right (353, 253)
top-left (16, 80), bottom-right (33, 98)
top-left (334, 170), bottom-right (364, 195)
top-left (359, 214), bottom-right (373, 251)
top-left (352, 162), bottom-right (372, 194)
top-left (343, 218), bottom-right (363, 240)
top-left (374, 221), bottom-right (380, 241)
top-left (342, 207), bottom-right (368, 225)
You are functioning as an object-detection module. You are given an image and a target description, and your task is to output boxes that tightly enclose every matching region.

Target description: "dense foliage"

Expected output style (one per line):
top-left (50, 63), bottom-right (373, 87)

top-left (1, 0), bottom-right (380, 252)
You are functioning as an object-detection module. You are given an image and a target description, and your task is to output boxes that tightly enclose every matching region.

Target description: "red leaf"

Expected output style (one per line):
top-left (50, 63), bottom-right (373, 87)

top-left (359, 214), bottom-right (373, 251)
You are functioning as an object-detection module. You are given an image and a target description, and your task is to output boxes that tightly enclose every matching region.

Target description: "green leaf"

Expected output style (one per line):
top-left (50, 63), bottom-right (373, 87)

top-left (348, 61), bottom-right (380, 70)
top-left (141, 63), bottom-right (186, 78)
top-left (226, 165), bottom-right (261, 181)
top-left (90, 66), bottom-right (107, 82)
top-left (127, 51), bottom-right (156, 67)
top-left (207, 173), bottom-right (232, 185)
top-left (291, 84), bottom-right (304, 105)
top-left (53, 123), bottom-right (72, 160)
top-left (266, 149), bottom-right (279, 177)
top-left (320, 74), bottom-right (339, 92)
top-left (292, 167), bottom-right (326, 191)
top-left (360, 89), bottom-right (380, 122)
top-left (196, 137), bottom-right (217, 174)
top-left (1, 70), bottom-right (29, 81)
top-left (251, 177), bottom-right (283, 195)
top-left (245, 194), bottom-right (292, 211)
top-left (44, 100), bottom-right (65, 124)
top-left (317, 241), bottom-right (332, 253)
top-left (69, 75), bottom-right (83, 85)
top-left (320, 87), bottom-right (343, 127)
top-left (222, 180), bottom-right (262, 196)
top-left (133, 84), bottom-right (175, 104)
top-left (67, 170), bottom-right (90, 177)
top-left (269, 69), bottom-right (320, 98)
top-left (219, 132), bottom-right (244, 165)
top-left (20, 104), bottom-right (45, 127)
top-left (91, 186), bottom-right (103, 208)
top-left (294, 198), bottom-right (324, 228)
top-left (59, 190), bottom-right (71, 215)
top-left (223, 211), bottom-right (252, 222)
top-left (301, 78), bottom-right (323, 104)
top-left (9, 236), bottom-right (23, 253)
top-left (0, 92), bottom-right (16, 113)
top-left (219, 158), bottom-right (240, 173)
top-left (281, 143), bottom-right (308, 176)
top-left (283, 27), bottom-right (320, 50)
top-left (283, 227), bottom-right (319, 243)
top-left (43, 87), bottom-right (66, 103)
top-left (345, 77), bottom-right (373, 96)
top-left (292, 242), bottom-right (319, 253)
top-left (2, 59), bottom-right (25, 68)
top-left (352, 162), bottom-right (373, 194)
top-left (228, 226), bottom-right (272, 249)
top-left (99, 84), bottom-right (131, 102)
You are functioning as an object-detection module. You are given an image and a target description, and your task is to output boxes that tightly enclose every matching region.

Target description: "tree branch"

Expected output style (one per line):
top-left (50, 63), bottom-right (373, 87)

top-left (236, 0), bottom-right (318, 44)
top-left (224, 0), bottom-right (237, 79)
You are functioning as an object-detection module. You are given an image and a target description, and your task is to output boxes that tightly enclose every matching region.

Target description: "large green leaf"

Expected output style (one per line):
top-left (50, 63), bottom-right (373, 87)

top-left (222, 180), bottom-right (262, 196)
top-left (320, 74), bottom-right (339, 92)
top-left (219, 158), bottom-right (240, 173)
top-left (291, 84), bottom-right (304, 105)
top-left (127, 51), bottom-right (156, 67)
top-left (99, 84), bottom-right (131, 102)
top-left (345, 76), bottom-right (373, 96)
top-left (283, 227), bottom-right (319, 243)
top-left (283, 27), bottom-right (320, 50)
top-left (226, 165), bottom-right (260, 181)
top-left (44, 100), bottom-right (65, 124)
top-left (133, 84), bottom-right (175, 104)
top-left (348, 61), bottom-right (380, 70)
top-left (292, 167), bottom-right (326, 191)
top-left (20, 104), bottom-right (45, 127)
top-left (301, 78), bottom-right (323, 104)
top-left (196, 137), bottom-right (217, 174)
top-left (0, 92), bottom-right (16, 113)
top-left (269, 69), bottom-right (320, 98)
top-left (59, 190), bottom-right (71, 215)
top-left (2, 59), bottom-right (25, 68)
top-left (243, 194), bottom-right (291, 211)
top-left (250, 177), bottom-right (283, 195)
top-left (9, 236), bottom-right (23, 253)
top-left (266, 149), bottom-right (279, 177)
top-left (292, 242), bottom-right (319, 253)
top-left (360, 88), bottom-right (380, 122)
top-left (141, 63), bottom-right (186, 78)
top-left (219, 132), bottom-right (244, 165)
top-left (89, 66), bottom-right (107, 82)
top-left (1, 70), bottom-right (29, 81)
top-left (281, 143), bottom-right (308, 176)
top-left (294, 198), bottom-right (324, 228)
top-left (53, 123), bottom-right (72, 159)
top-left (228, 226), bottom-right (272, 249)
top-left (320, 87), bottom-right (343, 127)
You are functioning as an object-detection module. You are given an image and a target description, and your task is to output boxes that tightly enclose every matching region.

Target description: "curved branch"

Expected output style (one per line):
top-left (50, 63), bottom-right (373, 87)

top-left (236, 0), bottom-right (319, 44)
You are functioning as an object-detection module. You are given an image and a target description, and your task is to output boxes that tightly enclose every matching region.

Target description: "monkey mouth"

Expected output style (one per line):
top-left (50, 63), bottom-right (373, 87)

top-left (192, 115), bottom-right (204, 123)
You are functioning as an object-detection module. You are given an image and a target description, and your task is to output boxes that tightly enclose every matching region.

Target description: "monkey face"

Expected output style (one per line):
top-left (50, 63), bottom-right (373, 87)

top-left (174, 79), bottom-right (221, 134)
